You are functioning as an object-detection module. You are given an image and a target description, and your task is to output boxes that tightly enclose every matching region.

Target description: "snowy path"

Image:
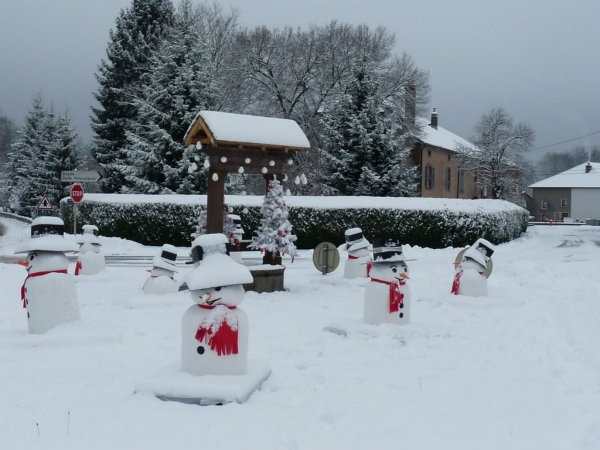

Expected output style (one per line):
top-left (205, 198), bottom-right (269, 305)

top-left (1, 223), bottom-right (600, 449)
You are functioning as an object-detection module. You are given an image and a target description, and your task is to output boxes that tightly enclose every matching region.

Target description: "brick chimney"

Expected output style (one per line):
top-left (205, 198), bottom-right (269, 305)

top-left (586, 162), bottom-right (592, 173)
top-left (430, 107), bottom-right (438, 129)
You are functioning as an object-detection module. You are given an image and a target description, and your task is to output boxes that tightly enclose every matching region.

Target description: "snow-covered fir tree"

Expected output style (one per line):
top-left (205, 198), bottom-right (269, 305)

top-left (250, 178), bottom-right (297, 264)
top-left (191, 208), bottom-right (207, 240)
top-left (1, 95), bottom-right (79, 215)
top-left (319, 62), bottom-right (417, 197)
top-left (91, 0), bottom-right (175, 193)
top-left (121, 0), bottom-right (219, 194)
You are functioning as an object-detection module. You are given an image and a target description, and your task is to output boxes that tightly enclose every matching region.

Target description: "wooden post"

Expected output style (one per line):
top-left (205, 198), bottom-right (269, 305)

top-left (206, 170), bottom-right (225, 234)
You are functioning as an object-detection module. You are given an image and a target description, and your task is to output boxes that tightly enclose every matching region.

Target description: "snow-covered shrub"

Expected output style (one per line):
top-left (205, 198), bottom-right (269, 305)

top-left (60, 195), bottom-right (528, 249)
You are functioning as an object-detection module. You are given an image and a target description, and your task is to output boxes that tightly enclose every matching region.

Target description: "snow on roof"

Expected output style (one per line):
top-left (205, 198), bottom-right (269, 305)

top-left (70, 193), bottom-right (524, 214)
top-left (185, 110), bottom-right (310, 150)
top-left (529, 162), bottom-right (600, 189)
top-left (416, 118), bottom-right (474, 153)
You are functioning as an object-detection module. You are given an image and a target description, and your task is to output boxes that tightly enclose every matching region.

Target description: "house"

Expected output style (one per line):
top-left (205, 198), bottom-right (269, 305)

top-left (528, 161), bottom-right (600, 222)
top-left (410, 109), bottom-right (480, 199)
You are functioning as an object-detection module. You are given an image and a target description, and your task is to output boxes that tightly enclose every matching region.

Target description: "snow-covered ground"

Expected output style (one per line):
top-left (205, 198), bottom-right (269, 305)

top-left (2, 218), bottom-right (600, 450)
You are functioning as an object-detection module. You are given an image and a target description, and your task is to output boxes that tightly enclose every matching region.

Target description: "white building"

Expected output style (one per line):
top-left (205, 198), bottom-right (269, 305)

top-left (528, 161), bottom-right (600, 222)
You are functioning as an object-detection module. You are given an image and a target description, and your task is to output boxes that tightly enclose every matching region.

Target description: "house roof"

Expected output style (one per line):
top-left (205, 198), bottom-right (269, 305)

top-left (416, 118), bottom-right (474, 152)
top-left (529, 162), bottom-right (600, 189)
top-left (183, 110), bottom-right (311, 151)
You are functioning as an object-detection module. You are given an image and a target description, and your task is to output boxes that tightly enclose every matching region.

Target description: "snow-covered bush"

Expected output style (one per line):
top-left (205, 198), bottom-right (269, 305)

top-left (60, 194), bottom-right (528, 249)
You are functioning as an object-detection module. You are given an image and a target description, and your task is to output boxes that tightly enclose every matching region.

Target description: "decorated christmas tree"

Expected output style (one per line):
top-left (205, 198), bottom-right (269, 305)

top-left (250, 179), bottom-right (297, 265)
top-left (191, 209), bottom-right (208, 240)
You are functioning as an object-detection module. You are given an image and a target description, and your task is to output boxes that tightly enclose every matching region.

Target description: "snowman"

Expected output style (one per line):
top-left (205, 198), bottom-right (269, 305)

top-left (14, 216), bottom-right (80, 334)
top-left (75, 224), bottom-right (105, 275)
top-left (364, 237), bottom-right (411, 325)
top-left (227, 213), bottom-right (244, 262)
top-left (451, 238), bottom-right (495, 297)
top-left (179, 233), bottom-right (253, 376)
top-left (142, 244), bottom-right (179, 294)
top-left (343, 227), bottom-right (372, 278)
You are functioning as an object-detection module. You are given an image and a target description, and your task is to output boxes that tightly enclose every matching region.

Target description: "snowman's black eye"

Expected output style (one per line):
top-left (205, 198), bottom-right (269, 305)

top-left (29, 253), bottom-right (37, 261)
top-left (215, 286), bottom-right (222, 291)
top-left (391, 267), bottom-right (397, 273)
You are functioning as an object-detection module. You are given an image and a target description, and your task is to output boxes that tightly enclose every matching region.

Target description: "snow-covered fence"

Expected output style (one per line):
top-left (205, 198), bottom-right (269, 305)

top-left (60, 194), bottom-right (528, 249)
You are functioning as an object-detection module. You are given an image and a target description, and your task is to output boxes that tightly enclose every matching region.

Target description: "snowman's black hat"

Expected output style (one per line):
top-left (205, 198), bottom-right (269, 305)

top-left (344, 227), bottom-right (369, 251)
top-left (190, 233), bottom-right (230, 263)
top-left (345, 228), bottom-right (364, 244)
top-left (372, 237), bottom-right (404, 262)
top-left (82, 224), bottom-right (99, 236)
top-left (15, 217), bottom-right (78, 254)
top-left (31, 217), bottom-right (64, 238)
top-left (152, 244), bottom-right (179, 272)
top-left (473, 238), bottom-right (495, 258)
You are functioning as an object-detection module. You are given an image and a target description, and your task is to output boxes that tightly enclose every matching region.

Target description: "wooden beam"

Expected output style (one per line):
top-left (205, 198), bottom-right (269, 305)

top-left (206, 170), bottom-right (225, 234)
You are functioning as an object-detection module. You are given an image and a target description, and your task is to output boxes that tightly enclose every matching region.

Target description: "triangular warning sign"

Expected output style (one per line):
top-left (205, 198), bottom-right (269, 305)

top-left (36, 195), bottom-right (54, 211)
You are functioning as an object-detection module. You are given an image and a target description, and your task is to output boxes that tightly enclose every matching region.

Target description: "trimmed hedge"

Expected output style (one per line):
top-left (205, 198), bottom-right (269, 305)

top-left (60, 195), bottom-right (528, 249)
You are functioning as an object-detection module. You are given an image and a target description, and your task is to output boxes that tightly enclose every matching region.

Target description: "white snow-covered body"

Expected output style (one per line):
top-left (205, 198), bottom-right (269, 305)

top-left (181, 285), bottom-right (249, 375)
top-left (15, 217), bottom-right (80, 334)
top-left (451, 238), bottom-right (495, 297)
top-left (180, 234), bottom-right (253, 376)
top-left (143, 244), bottom-right (179, 294)
top-left (363, 239), bottom-right (410, 325)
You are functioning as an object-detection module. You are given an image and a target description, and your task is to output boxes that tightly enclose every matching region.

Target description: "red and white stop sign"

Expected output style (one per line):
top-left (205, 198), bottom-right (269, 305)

top-left (70, 184), bottom-right (84, 203)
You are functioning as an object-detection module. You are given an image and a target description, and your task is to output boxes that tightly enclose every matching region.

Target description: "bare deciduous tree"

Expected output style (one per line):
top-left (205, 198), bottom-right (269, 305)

top-left (457, 107), bottom-right (534, 202)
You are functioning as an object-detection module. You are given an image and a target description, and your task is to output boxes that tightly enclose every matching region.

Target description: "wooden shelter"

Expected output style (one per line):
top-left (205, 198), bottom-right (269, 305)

top-left (183, 111), bottom-right (310, 233)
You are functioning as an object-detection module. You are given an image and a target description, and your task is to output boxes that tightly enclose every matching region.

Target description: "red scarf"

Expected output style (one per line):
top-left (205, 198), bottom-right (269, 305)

top-left (21, 269), bottom-right (68, 308)
top-left (74, 260), bottom-right (82, 276)
top-left (195, 304), bottom-right (239, 356)
top-left (348, 255), bottom-right (373, 276)
top-left (370, 277), bottom-right (405, 313)
top-left (451, 270), bottom-right (462, 295)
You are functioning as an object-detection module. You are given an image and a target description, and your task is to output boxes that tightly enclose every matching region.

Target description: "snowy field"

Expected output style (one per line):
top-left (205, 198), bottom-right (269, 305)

top-left (2, 218), bottom-right (600, 450)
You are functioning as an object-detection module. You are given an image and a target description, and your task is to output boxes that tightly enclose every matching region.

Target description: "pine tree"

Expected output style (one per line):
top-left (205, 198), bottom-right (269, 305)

top-left (320, 63), bottom-right (417, 197)
top-left (250, 179), bottom-right (297, 264)
top-left (91, 0), bottom-right (175, 193)
top-left (2, 95), bottom-right (46, 215)
top-left (122, 0), bottom-right (219, 194)
top-left (1, 95), bottom-right (80, 215)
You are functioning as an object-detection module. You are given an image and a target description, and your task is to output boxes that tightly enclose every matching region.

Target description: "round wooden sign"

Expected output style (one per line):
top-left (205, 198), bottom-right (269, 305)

top-left (454, 247), bottom-right (493, 278)
top-left (312, 242), bottom-right (340, 274)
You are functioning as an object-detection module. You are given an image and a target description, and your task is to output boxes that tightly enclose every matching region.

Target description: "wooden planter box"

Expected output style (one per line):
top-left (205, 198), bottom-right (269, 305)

top-left (243, 265), bottom-right (285, 293)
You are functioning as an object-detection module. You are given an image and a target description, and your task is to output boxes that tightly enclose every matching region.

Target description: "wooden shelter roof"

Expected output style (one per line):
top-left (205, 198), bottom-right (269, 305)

top-left (183, 110), bottom-right (310, 152)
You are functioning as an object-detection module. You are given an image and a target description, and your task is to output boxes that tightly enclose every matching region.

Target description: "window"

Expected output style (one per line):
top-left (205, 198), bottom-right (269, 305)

top-left (425, 165), bottom-right (435, 189)
top-left (458, 169), bottom-right (465, 193)
top-left (447, 154), bottom-right (451, 161)
top-left (541, 200), bottom-right (548, 210)
top-left (561, 198), bottom-right (568, 207)
top-left (427, 149), bottom-right (432, 157)
top-left (445, 168), bottom-right (451, 191)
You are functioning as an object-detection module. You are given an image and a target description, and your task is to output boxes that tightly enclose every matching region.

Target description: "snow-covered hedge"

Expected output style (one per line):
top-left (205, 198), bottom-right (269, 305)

top-left (60, 194), bottom-right (528, 249)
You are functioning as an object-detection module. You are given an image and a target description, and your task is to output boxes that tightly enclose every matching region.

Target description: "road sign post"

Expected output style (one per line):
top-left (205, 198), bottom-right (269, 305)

top-left (70, 184), bottom-right (84, 234)
top-left (36, 195), bottom-right (54, 212)
top-left (312, 242), bottom-right (340, 275)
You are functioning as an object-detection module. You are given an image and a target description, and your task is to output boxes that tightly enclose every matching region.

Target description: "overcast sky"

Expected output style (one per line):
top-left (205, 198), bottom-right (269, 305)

top-left (1, 0), bottom-right (599, 162)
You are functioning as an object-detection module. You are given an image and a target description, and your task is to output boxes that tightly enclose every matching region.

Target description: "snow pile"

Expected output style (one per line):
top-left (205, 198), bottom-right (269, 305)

top-left (2, 220), bottom-right (600, 448)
